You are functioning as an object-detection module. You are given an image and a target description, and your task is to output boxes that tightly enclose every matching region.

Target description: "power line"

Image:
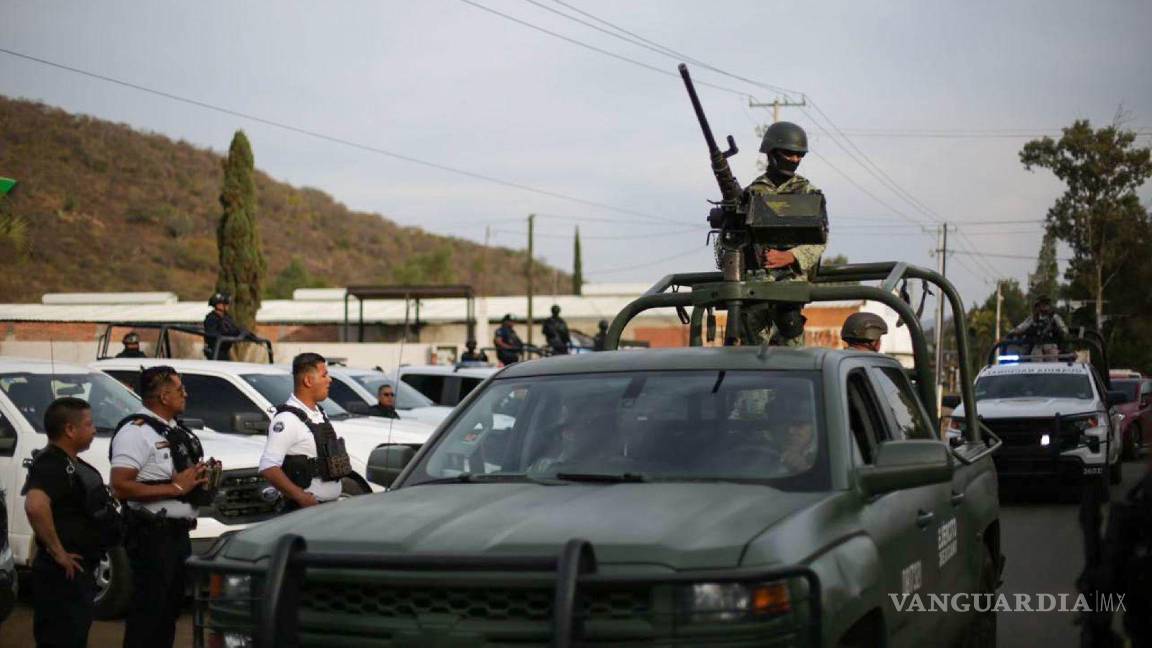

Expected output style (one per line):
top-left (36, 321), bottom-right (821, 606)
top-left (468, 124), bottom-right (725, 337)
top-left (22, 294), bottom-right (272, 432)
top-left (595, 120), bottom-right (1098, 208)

top-left (492, 226), bottom-right (697, 240)
top-left (0, 46), bottom-right (693, 228)
top-left (591, 244), bottom-right (708, 275)
top-left (952, 249), bottom-right (1073, 262)
top-left (457, 0), bottom-right (755, 100)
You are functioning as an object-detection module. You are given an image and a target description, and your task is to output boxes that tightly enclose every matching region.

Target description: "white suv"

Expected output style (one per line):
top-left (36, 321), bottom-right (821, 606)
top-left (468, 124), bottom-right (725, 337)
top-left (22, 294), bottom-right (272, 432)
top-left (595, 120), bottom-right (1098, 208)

top-left (949, 359), bottom-right (1125, 487)
top-left (0, 358), bottom-right (269, 618)
top-left (327, 367), bottom-right (453, 427)
top-left (395, 364), bottom-right (498, 407)
top-left (93, 358), bottom-right (437, 490)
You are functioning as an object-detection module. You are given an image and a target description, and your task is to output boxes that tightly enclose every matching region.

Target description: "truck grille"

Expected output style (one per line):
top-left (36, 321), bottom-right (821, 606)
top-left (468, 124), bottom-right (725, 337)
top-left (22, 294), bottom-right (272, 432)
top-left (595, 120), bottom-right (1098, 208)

top-left (301, 582), bottom-right (650, 622)
top-left (202, 469), bottom-right (278, 524)
top-left (983, 418), bottom-right (1079, 451)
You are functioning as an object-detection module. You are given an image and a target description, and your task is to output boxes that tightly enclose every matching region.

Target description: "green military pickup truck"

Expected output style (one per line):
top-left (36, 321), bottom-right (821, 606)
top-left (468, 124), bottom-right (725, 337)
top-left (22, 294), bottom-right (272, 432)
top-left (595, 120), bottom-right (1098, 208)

top-left (190, 263), bottom-right (1003, 648)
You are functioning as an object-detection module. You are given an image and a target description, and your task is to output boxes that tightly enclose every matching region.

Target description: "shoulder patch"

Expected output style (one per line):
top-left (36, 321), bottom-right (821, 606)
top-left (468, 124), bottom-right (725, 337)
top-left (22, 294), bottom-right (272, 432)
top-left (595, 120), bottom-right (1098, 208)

top-left (272, 421), bottom-right (285, 433)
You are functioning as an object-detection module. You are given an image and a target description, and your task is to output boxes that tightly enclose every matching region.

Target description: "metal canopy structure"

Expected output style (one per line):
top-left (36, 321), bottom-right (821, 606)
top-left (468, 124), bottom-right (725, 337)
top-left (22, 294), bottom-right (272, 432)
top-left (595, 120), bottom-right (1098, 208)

top-left (604, 262), bottom-right (999, 463)
top-left (96, 321), bottom-right (274, 363)
top-left (343, 285), bottom-right (476, 343)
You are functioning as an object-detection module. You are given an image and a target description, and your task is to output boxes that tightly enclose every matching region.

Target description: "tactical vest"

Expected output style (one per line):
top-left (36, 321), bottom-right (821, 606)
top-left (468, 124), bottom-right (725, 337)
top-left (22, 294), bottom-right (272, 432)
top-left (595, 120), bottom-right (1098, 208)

top-left (277, 405), bottom-right (352, 487)
top-left (110, 414), bottom-right (216, 507)
top-left (28, 449), bottom-right (124, 551)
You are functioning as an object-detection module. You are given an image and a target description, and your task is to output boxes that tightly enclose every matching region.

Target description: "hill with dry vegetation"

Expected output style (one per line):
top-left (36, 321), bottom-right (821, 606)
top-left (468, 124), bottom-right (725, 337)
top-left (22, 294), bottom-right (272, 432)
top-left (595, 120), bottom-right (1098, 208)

top-left (0, 95), bottom-right (567, 303)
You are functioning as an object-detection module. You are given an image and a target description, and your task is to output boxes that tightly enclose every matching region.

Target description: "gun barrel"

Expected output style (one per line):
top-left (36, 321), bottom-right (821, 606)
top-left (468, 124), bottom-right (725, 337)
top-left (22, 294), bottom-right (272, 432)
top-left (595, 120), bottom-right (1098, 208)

top-left (679, 64), bottom-right (719, 154)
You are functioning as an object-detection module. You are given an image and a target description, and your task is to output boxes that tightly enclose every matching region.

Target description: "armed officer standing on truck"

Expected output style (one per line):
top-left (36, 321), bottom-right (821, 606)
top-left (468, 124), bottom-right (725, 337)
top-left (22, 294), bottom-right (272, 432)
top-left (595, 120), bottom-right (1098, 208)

top-left (259, 353), bottom-right (353, 511)
top-left (726, 122), bottom-right (826, 346)
top-left (23, 397), bottom-right (122, 648)
top-left (542, 305), bottom-right (572, 355)
top-left (840, 312), bottom-right (888, 352)
top-left (1010, 295), bottom-right (1068, 359)
top-left (203, 292), bottom-right (255, 360)
top-left (116, 331), bottom-right (146, 358)
top-left (110, 366), bottom-right (216, 648)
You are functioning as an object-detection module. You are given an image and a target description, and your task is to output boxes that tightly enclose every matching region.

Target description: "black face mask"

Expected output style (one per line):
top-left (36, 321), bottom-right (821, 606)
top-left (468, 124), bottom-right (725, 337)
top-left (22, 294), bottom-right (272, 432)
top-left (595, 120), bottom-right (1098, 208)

top-left (768, 150), bottom-right (801, 178)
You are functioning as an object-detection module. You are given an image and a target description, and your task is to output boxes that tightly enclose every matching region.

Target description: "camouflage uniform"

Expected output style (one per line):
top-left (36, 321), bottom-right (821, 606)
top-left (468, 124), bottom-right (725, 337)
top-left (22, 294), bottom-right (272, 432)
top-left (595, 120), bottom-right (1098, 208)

top-left (736, 172), bottom-right (826, 346)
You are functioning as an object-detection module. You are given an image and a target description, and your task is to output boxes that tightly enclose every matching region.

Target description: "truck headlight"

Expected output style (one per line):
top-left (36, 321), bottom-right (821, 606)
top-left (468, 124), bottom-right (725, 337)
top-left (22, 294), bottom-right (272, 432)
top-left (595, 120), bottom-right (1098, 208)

top-left (676, 580), bottom-right (791, 623)
top-left (1066, 415), bottom-right (1105, 453)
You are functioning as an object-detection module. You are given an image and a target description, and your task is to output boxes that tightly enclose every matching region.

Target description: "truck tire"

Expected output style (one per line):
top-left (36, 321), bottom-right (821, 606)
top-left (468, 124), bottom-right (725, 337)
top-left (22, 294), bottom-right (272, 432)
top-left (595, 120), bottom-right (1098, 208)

top-left (962, 544), bottom-right (997, 647)
top-left (93, 546), bottom-right (132, 620)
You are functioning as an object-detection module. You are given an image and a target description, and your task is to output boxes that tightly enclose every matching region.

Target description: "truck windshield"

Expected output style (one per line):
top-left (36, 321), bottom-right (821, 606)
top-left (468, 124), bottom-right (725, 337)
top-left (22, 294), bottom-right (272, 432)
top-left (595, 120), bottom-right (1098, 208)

top-left (1112, 379), bottom-right (1141, 402)
top-left (350, 374), bottom-right (435, 410)
top-left (406, 370), bottom-right (828, 491)
top-left (974, 373), bottom-right (1093, 401)
top-left (240, 374), bottom-right (354, 419)
top-left (0, 371), bottom-right (143, 435)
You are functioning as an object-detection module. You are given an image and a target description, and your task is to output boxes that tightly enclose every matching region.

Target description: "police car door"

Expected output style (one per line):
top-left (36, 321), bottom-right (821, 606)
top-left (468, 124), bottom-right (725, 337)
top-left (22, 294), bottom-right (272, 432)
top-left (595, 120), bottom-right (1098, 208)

top-left (865, 364), bottom-right (959, 642)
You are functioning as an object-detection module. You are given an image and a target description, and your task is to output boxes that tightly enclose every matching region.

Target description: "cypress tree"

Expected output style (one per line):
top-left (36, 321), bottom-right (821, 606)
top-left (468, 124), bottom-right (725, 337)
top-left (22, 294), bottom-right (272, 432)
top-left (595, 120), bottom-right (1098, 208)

top-left (216, 130), bottom-right (265, 330)
top-left (572, 226), bottom-right (583, 295)
top-left (1028, 230), bottom-right (1060, 301)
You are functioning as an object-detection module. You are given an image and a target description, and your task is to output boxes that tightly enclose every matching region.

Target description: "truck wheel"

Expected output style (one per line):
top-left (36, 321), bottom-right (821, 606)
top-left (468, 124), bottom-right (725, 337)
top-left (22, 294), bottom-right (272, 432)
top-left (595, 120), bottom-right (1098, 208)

top-left (92, 546), bottom-right (133, 620)
top-left (962, 544), bottom-right (997, 647)
top-left (1109, 460), bottom-right (1122, 485)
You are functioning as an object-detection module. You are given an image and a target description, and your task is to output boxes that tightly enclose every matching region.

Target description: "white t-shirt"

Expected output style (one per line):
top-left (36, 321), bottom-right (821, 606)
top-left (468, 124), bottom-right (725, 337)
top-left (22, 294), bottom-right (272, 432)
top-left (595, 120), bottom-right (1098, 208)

top-left (109, 408), bottom-right (197, 520)
top-left (258, 395), bottom-right (343, 502)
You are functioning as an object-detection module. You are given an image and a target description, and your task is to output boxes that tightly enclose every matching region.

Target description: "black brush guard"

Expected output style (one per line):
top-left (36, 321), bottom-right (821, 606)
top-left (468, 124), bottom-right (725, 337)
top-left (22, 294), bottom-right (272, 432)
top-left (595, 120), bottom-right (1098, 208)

top-left (189, 535), bottom-right (821, 648)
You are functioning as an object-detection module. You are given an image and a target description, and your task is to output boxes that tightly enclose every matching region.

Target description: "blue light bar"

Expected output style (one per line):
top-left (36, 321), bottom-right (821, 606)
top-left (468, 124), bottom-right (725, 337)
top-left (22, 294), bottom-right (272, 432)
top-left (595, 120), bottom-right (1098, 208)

top-left (997, 354), bottom-right (1020, 362)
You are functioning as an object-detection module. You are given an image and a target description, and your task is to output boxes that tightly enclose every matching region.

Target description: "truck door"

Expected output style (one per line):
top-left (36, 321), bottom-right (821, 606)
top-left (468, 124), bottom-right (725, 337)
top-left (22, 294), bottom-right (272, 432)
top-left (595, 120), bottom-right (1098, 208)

top-left (846, 368), bottom-right (937, 644)
top-left (867, 365), bottom-right (962, 642)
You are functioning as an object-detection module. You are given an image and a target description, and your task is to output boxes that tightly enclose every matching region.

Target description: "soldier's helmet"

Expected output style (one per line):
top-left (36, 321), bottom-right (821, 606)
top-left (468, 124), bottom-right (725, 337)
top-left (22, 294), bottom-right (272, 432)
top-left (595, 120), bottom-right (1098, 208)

top-left (209, 292), bottom-right (232, 307)
top-left (841, 312), bottom-right (888, 344)
top-left (551, 304), bottom-right (561, 316)
top-left (598, 319), bottom-right (608, 331)
top-left (759, 121), bottom-right (809, 155)
top-left (122, 332), bottom-right (140, 345)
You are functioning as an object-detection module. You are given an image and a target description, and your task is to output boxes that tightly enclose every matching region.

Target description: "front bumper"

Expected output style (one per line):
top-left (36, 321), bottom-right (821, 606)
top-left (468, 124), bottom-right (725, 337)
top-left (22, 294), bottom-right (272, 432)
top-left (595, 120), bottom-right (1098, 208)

top-left (983, 416), bottom-right (1108, 482)
top-left (189, 537), bottom-right (822, 647)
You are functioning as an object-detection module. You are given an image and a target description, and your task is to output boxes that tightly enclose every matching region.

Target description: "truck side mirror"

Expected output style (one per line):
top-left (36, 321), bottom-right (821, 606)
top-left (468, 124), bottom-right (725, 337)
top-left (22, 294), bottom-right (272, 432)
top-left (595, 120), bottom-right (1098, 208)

top-left (230, 412), bottom-right (268, 435)
top-left (857, 440), bottom-right (953, 496)
top-left (1106, 390), bottom-right (1132, 407)
top-left (367, 445), bottom-right (416, 488)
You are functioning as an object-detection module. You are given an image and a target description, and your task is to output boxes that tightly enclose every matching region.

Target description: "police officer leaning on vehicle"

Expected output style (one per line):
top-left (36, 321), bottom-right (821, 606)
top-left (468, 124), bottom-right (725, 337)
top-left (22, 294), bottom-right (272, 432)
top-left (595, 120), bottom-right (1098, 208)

top-left (110, 365), bottom-right (217, 648)
top-left (23, 397), bottom-right (122, 648)
top-left (840, 312), bottom-right (888, 352)
top-left (259, 353), bottom-right (353, 512)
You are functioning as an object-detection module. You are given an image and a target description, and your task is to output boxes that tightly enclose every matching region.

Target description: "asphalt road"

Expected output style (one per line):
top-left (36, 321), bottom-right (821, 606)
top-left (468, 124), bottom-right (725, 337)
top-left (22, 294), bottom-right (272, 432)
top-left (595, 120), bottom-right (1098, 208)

top-left (998, 457), bottom-right (1147, 648)
top-left (0, 459), bottom-right (1146, 648)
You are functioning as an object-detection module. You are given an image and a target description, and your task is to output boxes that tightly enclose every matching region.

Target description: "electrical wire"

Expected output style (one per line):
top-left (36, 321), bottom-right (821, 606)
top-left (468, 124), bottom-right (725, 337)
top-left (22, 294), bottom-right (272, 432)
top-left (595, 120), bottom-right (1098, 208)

top-left (590, 244), bottom-right (709, 275)
top-left (0, 45), bottom-right (694, 228)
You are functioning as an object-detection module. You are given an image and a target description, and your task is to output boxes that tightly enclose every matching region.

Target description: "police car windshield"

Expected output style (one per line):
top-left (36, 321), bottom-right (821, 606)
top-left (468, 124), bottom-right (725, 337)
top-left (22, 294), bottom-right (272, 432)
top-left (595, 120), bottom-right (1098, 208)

top-left (239, 374), bottom-right (353, 419)
top-left (0, 371), bottom-right (142, 435)
top-left (350, 374), bottom-right (434, 410)
top-left (406, 370), bottom-right (829, 492)
top-left (975, 374), bottom-right (1093, 401)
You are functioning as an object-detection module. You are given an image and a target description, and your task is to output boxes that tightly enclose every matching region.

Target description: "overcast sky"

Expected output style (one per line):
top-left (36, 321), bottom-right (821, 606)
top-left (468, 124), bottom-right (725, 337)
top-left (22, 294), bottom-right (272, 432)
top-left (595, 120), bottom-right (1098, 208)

top-left (2, 0), bottom-right (1150, 308)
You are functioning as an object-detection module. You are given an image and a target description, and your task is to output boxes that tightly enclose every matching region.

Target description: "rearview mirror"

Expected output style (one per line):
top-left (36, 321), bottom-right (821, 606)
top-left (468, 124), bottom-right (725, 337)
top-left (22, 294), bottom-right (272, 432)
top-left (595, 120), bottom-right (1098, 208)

top-left (366, 444), bottom-right (416, 488)
top-left (857, 440), bottom-right (953, 496)
top-left (1106, 390), bottom-right (1132, 407)
top-left (230, 412), bottom-right (268, 435)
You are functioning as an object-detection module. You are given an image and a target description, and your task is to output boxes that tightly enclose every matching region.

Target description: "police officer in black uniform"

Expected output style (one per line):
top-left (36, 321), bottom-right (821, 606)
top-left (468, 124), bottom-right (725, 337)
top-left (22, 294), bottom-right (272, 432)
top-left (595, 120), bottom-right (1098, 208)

top-left (23, 397), bottom-right (122, 648)
top-left (493, 315), bottom-right (524, 366)
top-left (259, 353), bottom-right (353, 512)
top-left (542, 305), bottom-right (571, 355)
top-left (116, 332), bottom-right (146, 358)
top-left (203, 292), bottom-right (253, 360)
top-left (592, 319), bottom-right (609, 351)
top-left (460, 339), bottom-right (488, 364)
top-left (110, 366), bottom-right (217, 648)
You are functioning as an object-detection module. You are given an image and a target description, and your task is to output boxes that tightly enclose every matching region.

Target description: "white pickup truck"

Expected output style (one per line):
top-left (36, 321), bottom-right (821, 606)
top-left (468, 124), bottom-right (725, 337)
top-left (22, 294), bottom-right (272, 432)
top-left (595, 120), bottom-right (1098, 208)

top-left (92, 358), bottom-right (438, 490)
top-left (0, 357), bottom-right (271, 618)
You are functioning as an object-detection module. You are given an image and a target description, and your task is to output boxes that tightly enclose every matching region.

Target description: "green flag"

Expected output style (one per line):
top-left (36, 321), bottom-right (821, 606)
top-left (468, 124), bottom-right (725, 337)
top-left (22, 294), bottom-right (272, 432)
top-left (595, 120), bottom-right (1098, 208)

top-left (0, 178), bottom-right (15, 197)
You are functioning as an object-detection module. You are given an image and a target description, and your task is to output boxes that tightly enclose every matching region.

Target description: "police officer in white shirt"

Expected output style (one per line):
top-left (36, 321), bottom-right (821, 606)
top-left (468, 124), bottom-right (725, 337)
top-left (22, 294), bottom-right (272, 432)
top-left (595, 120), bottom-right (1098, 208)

top-left (110, 365), bottom-right (212, 648)
top-left (259, 353), bottom-right (353, 511)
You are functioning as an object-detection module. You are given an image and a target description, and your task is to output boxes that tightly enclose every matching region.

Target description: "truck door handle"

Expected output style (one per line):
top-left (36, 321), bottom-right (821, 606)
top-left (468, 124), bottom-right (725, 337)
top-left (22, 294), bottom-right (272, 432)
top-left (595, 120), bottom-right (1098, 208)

top-left (950, 491), bottom-right (965, 506)
top-left (917, 510), bottom-right (935, 528)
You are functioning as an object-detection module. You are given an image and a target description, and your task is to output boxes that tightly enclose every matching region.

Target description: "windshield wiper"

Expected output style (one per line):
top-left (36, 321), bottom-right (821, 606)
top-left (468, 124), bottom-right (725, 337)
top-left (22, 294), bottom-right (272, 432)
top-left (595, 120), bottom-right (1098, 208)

top-left (554, 472), bottom-right (648, 483)
top-left (411, 473), bottom-right (559, 486)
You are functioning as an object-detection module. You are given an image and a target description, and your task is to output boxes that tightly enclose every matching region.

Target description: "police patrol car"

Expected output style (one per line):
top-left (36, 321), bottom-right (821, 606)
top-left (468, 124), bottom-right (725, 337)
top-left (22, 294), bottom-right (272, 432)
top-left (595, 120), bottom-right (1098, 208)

top-left (949, 358), bottom-right (1125, 487)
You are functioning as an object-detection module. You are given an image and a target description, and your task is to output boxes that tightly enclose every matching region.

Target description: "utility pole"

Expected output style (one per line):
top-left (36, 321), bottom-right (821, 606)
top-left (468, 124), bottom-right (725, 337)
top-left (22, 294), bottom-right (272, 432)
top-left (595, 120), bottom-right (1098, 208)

top-left (480, 225), bottom-right (490, 297)
top-left (526, 214), bottom-right (534, 349)
top-left (930, 222), bottom-right (952, 412)
top-left (749, 96), bottom-right (807, 123)
top-left (994, 280), bottom-right (1003, 341)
